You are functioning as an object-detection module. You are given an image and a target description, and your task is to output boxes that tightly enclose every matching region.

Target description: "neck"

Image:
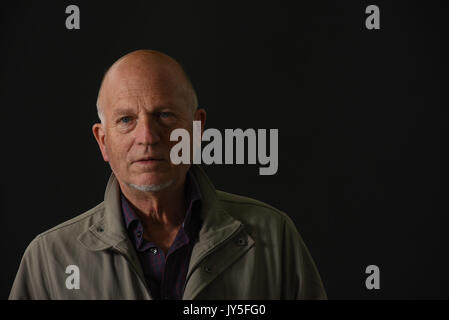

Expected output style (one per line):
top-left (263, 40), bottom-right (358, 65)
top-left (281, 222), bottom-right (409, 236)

top-left (119, 176), bottom-right (187, 229)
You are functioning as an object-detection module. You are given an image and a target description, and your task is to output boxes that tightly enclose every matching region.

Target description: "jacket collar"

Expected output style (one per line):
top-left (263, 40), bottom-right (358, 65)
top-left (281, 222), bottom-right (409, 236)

top-left (78, 165), bottom-right (244, 254)
top-left (77, 171), bottom-right (129, 251)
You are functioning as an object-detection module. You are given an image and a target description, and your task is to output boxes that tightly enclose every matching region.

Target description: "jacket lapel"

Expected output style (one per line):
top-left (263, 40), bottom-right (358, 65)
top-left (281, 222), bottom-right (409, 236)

top-left (183, 166), bottom-right (255, 300)
top-left (77, 174), bottom-right (149, 296)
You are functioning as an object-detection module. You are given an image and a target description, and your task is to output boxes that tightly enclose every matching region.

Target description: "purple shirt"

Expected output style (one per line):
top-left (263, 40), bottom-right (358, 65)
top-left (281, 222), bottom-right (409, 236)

top-left (120, 170), bottom-right (202, 300)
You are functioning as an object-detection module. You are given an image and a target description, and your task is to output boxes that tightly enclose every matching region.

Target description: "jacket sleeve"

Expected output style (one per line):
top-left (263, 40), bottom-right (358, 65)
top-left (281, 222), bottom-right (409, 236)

top-left (9, 237), bottom-right (52, 300)
top-left (282, 215), bottom-right (327, 300)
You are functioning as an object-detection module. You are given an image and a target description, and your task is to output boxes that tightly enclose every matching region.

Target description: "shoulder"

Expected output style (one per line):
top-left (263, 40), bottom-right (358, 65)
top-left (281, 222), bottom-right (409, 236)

top-left (32, 202), bottom-right (105, 248)
top-left (217, 190), bottom-right (284, 215)
top-left (216, 190), bottom-right (297, 232)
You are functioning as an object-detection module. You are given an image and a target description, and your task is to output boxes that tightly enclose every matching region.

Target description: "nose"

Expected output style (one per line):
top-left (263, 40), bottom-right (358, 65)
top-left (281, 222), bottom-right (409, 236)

top-left (135, 116), bottom-right (161, 146)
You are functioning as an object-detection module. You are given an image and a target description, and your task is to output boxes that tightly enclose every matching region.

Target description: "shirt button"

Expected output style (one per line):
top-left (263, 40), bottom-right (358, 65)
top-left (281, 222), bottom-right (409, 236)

top-left (150, 247), bottom-right (158, 255)
top-left (136, 231), bottom-right (142, 238)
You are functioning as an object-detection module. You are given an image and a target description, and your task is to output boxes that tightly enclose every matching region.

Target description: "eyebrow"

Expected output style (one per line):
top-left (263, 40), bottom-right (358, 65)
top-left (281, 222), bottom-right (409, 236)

top-left (112, 107), bottom-right (136, 117)
top-left (112, 104), bottom-right (179, 116)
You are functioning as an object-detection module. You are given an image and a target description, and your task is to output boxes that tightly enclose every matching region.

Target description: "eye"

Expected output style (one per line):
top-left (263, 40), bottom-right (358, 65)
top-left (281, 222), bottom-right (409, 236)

top-left (119, 116), bottom-right (132, 123)
top-left (159, 112), bottom-right (171, 118)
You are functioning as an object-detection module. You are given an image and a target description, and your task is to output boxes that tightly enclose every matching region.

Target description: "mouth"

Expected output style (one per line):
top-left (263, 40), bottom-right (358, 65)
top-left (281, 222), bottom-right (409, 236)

top-left (132, 157), bottom-right (165, 165)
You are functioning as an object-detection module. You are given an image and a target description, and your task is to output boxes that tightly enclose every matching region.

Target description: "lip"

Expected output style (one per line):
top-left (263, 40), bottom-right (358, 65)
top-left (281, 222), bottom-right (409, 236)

top-left (132, 157), bottom-right (165, 166)
top-left (133, 156), bottom-right (165, 162)
top-left (135, 159), bottom-right (163, 162)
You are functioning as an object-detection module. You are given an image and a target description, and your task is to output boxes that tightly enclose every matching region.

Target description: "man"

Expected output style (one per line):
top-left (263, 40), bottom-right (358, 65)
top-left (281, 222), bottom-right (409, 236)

top-left (9, 50), bottom-right (327, 299)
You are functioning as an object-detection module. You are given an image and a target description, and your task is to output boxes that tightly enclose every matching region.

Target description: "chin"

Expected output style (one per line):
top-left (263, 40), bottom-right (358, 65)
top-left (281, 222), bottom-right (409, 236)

top-left (132, 171), bottom-right (174, 187)
top-left (128, 179), bottom-right (175, 192)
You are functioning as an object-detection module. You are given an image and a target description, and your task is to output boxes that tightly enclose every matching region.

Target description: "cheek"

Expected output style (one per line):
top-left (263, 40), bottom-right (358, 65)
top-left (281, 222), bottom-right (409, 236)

top-left (106, 135), bottom-right (133, 162)
top-left (161, 130), bottom-right (178, 148)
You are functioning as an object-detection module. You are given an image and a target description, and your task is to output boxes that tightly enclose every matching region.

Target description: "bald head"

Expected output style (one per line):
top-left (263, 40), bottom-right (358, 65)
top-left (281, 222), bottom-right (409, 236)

top-left (96, 50), bottom-right (198, 124)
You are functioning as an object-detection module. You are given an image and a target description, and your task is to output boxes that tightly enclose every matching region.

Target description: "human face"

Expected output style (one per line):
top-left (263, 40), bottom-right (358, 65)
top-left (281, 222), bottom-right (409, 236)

top-left (93, 67), bottom-right (205, 193)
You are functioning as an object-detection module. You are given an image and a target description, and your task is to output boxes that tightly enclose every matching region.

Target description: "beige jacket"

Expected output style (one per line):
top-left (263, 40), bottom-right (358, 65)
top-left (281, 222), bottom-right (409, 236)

top-left (9, 165), bottom-right (327, 299)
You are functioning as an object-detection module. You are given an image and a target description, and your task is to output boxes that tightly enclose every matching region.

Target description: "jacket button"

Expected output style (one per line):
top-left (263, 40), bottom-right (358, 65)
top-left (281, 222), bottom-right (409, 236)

top-left (237, 237), bottom-right (247, 246)
top-left (97, 227), bottom-right (104, 233)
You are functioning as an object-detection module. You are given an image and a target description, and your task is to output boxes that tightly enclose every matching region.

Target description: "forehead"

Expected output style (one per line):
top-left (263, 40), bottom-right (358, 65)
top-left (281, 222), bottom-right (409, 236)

top-left (100, 60), bottom-right (191, 114)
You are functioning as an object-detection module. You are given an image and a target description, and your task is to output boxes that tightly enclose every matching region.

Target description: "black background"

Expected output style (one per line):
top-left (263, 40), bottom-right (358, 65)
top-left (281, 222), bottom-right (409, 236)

top-left (1, 0), bottom-right (448, 299)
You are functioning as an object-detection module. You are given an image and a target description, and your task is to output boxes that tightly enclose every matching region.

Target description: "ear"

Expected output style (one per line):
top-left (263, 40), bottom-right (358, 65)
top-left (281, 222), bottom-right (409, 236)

top-left (194, 108), bottom-right (207, 136)
top-left (92, 123), bottom-right (109, 162)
